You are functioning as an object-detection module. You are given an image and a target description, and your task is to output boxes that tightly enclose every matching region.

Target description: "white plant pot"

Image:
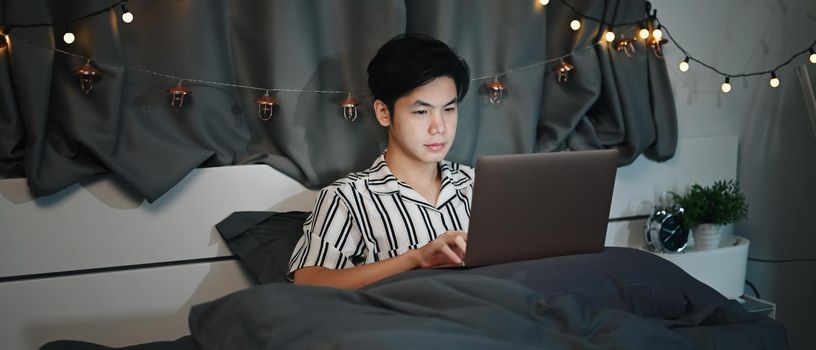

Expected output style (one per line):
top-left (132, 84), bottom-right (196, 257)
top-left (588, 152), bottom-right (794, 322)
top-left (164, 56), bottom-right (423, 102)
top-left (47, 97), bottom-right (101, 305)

top-left (693, 224), bottom-right (723, 250)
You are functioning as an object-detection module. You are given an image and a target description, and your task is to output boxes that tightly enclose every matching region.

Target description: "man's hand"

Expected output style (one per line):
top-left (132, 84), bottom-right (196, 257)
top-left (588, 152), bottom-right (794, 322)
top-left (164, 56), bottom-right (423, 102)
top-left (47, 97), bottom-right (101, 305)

top-left (294, 231), bottom-right (468, 289)
top-left (413, 231), bottom-right (468, 268)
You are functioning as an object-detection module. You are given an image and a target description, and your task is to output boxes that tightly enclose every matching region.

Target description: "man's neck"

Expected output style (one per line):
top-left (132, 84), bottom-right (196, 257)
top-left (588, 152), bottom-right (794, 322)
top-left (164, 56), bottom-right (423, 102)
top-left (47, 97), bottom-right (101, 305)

top-left (383, 148), bottom-right (440, 190)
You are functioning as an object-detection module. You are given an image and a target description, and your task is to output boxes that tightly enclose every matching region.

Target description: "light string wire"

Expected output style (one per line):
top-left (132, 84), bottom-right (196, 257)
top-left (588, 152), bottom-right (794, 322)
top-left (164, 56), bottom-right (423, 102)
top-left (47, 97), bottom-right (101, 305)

top-left (4, 0), bottom-right (814, 94)
top-left (555, 0), bottom-right (816, 80)
top-left (661, 24), bottom-right (816, 78)
top-left (3, 0), bottom-right (128, 29)
top-left (4, 0), bottom-right (628, 95)
top-left (15, 38), bottom-right (353, 95)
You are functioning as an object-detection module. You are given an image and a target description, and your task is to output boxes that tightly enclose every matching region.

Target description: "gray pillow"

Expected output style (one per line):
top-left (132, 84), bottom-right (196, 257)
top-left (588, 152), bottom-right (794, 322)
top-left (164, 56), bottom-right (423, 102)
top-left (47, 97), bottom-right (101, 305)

top-left (215, 211), bottom-right (310, 284)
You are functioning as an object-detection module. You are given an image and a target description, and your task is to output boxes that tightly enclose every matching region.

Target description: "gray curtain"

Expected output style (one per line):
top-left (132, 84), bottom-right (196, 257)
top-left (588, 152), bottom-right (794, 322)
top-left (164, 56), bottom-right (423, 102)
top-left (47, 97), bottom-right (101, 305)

top-left (0, 0), bottom-right (677, 202)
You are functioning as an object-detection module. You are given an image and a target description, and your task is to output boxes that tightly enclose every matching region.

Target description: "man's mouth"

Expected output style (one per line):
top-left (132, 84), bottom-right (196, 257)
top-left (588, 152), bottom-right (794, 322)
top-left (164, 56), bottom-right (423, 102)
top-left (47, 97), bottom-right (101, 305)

top-left (424, 142), bottom-right (446, 152)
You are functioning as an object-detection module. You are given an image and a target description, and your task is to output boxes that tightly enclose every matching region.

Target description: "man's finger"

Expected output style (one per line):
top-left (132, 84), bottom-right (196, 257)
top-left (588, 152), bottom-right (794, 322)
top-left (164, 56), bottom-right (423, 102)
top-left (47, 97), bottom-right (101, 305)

top-left (454, 235), bottom-right (467, 254)
top-left (440, 244), bottom-right (461, 264)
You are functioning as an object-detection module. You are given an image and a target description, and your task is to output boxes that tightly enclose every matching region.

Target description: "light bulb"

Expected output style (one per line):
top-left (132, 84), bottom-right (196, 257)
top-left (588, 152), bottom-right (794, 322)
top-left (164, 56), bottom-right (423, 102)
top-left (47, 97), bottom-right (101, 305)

top-left (74, 60), bottom-right (100, 94)
top-left (63, 32), bottom-right (75, 44)
top-left (553, 60), bottom-right (575, 83)
top-left (256, 90), bottom-right (280, 121)
top-left (639, 28), bottom-right (650, 39)
top-left (769, 73), bottom-right (780, 88)
top-left (810, 49), bottom-right (816, 64)
top-left (570, 19), bottom-right (581, 31)
top-left (721, 77), bottom-right (732, 93)
top-left (678, 57), bottom-right (689, 72)
top-left (539, 0), bottom-right (549, 5)
top-left (168, 81), bottom-right (192, 110)
top-left (121, 3), bottom-right (133, 23)
top-left (485, 79), bottom-right (507, 104)
top-left (652, 28), bottom-right (663, 40)
top-left (340, 94), bottom-right (361, 121)
top-left (604, 31), bottom-right (615, 43)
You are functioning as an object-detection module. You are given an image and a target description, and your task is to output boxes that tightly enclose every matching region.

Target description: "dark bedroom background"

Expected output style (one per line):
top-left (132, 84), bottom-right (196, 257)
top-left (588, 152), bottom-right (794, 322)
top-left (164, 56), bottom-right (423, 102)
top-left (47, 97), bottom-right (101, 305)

top-left (0, 0), bottom-right (676, 203)
top-left (2, 0), bottom-right (814, 349)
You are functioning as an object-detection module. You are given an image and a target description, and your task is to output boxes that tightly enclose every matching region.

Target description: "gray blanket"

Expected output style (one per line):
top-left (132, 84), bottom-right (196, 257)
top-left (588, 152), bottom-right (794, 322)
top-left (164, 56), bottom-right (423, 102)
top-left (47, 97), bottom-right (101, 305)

top-left (188, 274), bottom-right (788, 350)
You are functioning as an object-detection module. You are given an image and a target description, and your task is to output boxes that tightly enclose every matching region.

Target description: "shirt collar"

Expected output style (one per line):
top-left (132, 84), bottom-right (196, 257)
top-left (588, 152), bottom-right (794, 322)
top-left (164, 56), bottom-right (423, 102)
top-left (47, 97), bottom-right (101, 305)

top-left (365, 153), bottom-right (472, 208)
top-left (365, 154), bottom-right (401, 195)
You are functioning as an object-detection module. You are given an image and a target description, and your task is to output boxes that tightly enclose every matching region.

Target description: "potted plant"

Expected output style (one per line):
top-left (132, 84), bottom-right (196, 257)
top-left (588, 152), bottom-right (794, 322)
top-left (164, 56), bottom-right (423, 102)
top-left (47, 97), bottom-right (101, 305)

top-left (673, 180), bottom-right (748, 250)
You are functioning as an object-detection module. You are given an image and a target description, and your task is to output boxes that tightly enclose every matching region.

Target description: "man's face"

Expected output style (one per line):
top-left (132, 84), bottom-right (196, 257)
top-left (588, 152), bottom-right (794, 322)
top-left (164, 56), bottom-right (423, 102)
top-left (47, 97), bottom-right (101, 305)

top-left (377, 76), bottom-right (458, 165)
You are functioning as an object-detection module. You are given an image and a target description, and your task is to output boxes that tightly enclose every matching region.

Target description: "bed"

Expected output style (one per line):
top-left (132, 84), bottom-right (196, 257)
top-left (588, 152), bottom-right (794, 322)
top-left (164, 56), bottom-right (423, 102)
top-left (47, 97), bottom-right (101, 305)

top-left (42, 242), bottom-right (789, 349)
top-left (0, 136), bottom-right (789, 349)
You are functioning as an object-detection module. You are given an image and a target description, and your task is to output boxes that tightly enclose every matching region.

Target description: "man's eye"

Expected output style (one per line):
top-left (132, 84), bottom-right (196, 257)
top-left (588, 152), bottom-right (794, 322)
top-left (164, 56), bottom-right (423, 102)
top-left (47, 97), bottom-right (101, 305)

top-left (444, 107), bottom-right (456, 112)
top-left (413, 110), bottom-right (428, 115)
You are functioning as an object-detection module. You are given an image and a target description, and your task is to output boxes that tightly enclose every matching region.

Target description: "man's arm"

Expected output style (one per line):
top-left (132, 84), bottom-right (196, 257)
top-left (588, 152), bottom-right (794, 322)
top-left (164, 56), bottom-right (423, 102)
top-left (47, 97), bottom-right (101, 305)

top-left (294, 231), bottom-right (467, 289)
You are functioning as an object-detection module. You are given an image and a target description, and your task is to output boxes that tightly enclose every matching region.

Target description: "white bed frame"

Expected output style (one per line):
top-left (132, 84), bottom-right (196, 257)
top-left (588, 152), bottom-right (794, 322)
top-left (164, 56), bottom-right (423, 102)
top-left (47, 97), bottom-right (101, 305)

top-left (0, 135), bottom-right (738, 349)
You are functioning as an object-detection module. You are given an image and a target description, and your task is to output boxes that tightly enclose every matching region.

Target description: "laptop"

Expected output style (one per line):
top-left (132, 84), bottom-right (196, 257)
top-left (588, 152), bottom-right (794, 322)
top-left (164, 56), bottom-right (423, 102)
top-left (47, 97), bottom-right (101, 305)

top-left (452, 149), bottom-right (619, 267)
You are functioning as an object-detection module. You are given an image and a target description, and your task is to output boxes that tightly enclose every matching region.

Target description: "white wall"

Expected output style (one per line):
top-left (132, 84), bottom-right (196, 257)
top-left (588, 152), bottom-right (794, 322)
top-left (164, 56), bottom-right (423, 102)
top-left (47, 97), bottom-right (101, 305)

top-left (652, 0), bottom-right (816, 348)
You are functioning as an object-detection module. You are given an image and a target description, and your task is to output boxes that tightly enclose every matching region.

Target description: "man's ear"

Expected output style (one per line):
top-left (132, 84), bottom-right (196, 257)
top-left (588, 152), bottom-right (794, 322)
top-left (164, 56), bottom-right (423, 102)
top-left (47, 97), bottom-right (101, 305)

top-left (373, 100), bottom-right (391, 127)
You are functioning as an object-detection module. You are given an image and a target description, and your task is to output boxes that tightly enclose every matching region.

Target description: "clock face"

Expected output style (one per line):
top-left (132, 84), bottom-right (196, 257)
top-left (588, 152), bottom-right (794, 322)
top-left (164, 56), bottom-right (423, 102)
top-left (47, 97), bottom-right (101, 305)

top-left (659, 215), bottom-right (689, 252)
top-left (645, 207), bottom-right (690, 253)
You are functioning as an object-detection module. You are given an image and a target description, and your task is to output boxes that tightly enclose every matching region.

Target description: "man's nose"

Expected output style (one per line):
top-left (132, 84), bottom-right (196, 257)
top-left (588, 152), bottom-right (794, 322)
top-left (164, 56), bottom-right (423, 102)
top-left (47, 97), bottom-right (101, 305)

top-left (429, 111), bottom-right (446, 135)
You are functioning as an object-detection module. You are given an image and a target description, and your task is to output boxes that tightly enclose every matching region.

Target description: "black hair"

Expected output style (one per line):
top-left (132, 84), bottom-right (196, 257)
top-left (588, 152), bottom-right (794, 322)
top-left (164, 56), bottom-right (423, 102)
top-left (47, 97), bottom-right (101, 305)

top-left (367, 34), bottom-right (470, 113)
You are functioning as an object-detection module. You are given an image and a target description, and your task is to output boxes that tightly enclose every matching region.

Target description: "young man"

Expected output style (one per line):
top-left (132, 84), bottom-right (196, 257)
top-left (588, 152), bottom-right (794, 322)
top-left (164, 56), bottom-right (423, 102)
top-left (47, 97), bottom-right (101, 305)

top-left (288, 34), bottom-right (473, 289)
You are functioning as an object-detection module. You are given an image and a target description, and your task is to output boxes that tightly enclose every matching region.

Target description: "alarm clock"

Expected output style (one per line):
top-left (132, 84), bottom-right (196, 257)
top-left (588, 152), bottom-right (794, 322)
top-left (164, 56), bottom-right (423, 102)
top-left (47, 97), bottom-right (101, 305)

top-left (644, 204), bottom-right (690, 253)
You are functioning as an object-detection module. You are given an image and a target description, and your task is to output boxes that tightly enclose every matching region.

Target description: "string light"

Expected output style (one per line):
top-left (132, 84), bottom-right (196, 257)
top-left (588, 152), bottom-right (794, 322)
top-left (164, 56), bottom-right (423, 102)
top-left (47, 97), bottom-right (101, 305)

top-left (604, 27), bottom-right (615, 43)
top-left (648, 36), bottom-right (668, 59)
top-left (769, 72), bottom-right (780, 88)
top-left (678, 57), bottom-right (690, 72)
top-left (2, 0), bottom-right (814, 106)
top-left (339, 94), bottom-right (360, 121)
top-left (484, 77), bottom-right (507, 104)
top-left (640, 12), bottom-right (656, 40)
top-left (721, 77), bottom-right (732, 93)
top-left (552, 59), bottom-right (574, 83)
top-left (615, 35), bottom-right (636, 57)
top-left (256, 90), bottom-right (280, 121)
top-left (63, 26), bottom-right (75, 44)
top-left (120, 2), bottom-right (134, 23)
top-left (652, 26), bottom-right (663, 41)
top-left (74, 60), bottom-right (100, 94)
top-left (639, 26), bottom-right (650, 40)
top-left (167, 80), bottom-right (192, 110)
top-left (570, 18), bottom-right (581, 31)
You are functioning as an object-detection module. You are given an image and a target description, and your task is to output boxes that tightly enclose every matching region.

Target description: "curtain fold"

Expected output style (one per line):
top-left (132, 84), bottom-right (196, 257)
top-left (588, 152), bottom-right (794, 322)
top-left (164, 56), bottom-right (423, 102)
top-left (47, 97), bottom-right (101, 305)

top-left (0, 0), bottom-right (677, 202)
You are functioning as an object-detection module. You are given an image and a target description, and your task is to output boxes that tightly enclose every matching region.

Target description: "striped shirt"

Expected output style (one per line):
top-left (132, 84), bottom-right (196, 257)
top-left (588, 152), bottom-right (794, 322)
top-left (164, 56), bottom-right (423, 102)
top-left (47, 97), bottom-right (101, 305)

top-left (288, 154), bottom-right (474, 277)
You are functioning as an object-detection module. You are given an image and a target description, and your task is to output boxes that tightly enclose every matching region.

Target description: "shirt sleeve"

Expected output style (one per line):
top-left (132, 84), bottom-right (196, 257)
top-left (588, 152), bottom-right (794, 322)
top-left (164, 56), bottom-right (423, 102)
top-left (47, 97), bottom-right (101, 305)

top-left (287, 186), bottom-right (365, 280)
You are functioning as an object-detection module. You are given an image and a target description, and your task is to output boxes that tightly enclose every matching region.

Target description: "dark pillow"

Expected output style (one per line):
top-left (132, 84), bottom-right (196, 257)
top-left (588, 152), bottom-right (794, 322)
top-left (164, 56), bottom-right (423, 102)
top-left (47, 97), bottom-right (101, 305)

top-left (215, 211), bottom-right (310, 284)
